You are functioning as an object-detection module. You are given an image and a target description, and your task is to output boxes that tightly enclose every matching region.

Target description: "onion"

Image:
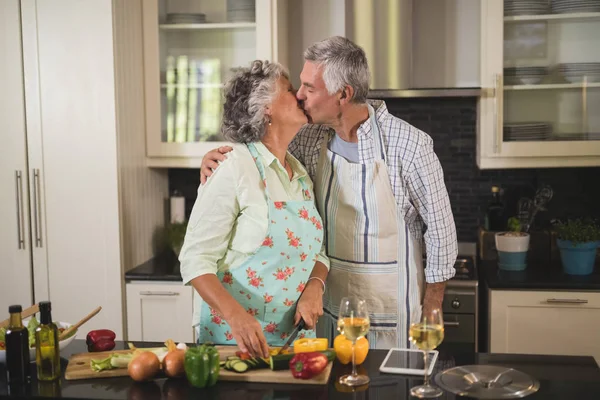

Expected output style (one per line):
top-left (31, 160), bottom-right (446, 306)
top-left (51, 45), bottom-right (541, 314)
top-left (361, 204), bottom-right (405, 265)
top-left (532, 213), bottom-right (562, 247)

top-left (163, 349), bottom-right (186, 378)
top-left (128, 351), bottom-right (160, 382)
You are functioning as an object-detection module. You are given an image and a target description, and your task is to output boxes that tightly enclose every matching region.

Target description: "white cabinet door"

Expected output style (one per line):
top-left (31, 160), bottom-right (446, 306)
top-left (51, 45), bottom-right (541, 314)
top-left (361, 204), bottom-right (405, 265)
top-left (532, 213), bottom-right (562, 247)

top-left (126, 282), bottom-right (194, 343)
top-left (477, 0), bottom-right (600, 169)
top-left (21, 0), bottom-right (124, 336)
top-left (490, 290), bottom-right (600, 362)
top-left (0, 0), bottom-right (34, 310)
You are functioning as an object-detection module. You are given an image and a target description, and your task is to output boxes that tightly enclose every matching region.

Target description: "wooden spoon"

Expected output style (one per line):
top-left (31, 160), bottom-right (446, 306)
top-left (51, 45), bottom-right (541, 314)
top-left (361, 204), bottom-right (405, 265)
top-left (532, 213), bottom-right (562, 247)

top-left (59, 306), bottom-right (102, 341)
top-left (0, 304), bottom-right (40, 329)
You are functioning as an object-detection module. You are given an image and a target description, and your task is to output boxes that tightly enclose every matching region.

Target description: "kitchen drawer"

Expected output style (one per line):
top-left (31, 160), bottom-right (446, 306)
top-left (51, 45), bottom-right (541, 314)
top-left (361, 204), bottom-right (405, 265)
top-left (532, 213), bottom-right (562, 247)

top-left (443, 314), bottom-right (475, 344)
top-left (442, 289), bottom-right (477, 315)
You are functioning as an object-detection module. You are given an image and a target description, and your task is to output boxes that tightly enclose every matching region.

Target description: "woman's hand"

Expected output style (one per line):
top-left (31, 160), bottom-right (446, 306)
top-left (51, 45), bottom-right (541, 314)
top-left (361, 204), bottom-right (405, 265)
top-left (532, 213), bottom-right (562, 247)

top-left (294, 280), bottom-right (324, 330)
top-left (227, 310), bottom-right (270, 358)
top-left (200, 146), bottom-right (233, 184)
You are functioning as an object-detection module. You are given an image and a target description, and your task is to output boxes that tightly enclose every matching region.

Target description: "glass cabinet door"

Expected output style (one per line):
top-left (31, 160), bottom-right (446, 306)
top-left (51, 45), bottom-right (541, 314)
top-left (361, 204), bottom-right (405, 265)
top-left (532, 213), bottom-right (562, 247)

top-left (501, 0), bottom-right (600, 157)
top-left (144, 0), bottom-right (267, 161)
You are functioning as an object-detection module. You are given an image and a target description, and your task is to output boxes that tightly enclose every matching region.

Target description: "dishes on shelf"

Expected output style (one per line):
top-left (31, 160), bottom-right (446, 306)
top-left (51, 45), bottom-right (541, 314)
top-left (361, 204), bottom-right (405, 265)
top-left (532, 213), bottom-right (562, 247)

top-left (166, 13), bottom-right (207, 24)
top-left (552, 133), bottom-right (600, 141)
top-left (504, 66), bottom-right (548, 85)
top-left (227, 0), bottom-right (255, 22)
top-left (558, 63), bottom-right (600, 83)
top-left (551, 0), bottom-right (600, 14)
top-left (503, 123), bottom-right (552, 141)
top-left (504, 0), bottom-right (549, 16)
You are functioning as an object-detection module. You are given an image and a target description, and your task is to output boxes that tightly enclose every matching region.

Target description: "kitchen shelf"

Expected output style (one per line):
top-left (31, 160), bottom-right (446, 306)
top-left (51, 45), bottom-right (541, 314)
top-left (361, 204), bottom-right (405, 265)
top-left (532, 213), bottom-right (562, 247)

top-left (504, 12), bottom-right (600, 22)
top-left (504, 82), bottom-right (600, 90)
top-left (160, 83), bottom-right (225, 89)
top-left (159, 22), bottom-right (256, 30)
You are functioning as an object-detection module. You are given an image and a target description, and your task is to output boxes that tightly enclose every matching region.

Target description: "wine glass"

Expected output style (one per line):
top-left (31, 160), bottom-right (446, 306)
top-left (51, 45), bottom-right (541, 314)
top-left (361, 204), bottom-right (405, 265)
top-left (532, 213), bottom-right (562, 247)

top-left (337, 297), bottom-right (370, 386)
top-left (409, 307), bottom-right (445, 398)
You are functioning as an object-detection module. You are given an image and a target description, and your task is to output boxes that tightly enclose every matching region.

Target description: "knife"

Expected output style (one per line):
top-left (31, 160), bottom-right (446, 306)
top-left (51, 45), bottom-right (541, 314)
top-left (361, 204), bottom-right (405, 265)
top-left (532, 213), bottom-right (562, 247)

top-left (276, 317), bottom-right (305, 355)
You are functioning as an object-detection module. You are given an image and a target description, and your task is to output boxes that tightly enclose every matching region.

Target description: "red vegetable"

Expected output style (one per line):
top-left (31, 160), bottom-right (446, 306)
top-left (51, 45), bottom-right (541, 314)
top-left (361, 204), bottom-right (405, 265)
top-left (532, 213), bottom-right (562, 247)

top-left (289, 352), bottom-right (329, 379)
top-left (86, 329), bottom-right (116, 352)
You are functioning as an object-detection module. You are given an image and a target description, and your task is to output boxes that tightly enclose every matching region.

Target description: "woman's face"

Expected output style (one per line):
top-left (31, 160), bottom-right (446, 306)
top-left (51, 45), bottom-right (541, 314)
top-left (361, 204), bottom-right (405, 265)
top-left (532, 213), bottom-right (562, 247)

top-left (268, 77), bottom-right (308, 130)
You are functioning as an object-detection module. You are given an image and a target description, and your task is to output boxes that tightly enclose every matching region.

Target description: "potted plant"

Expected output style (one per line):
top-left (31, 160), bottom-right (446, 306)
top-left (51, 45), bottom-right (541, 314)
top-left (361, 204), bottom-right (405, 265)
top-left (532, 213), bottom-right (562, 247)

top-left (165, 221), bottom-right (188, 257)
top-left (554, 218), bottom-right (600, 276)
top-left (495, 217), bottom-right (530, 271)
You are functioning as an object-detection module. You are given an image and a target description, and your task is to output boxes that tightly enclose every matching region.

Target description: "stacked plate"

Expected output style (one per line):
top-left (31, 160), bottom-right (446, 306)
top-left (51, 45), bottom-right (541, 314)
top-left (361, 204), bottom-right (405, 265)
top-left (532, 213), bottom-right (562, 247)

top-left (504, 67), bottom-right (548, 85)
top-left (551, 0), bottom-right (600, 14)
top-left (503, 123), bottom-right (552, 141)
top-left (166, 13), bottom-right (207, 24)
top-left (558, 63), bottom-right (600, 83)
top-left (505, 0), bottom-right (549, 16)
top-left (227, 0), bottom-right (255, 22)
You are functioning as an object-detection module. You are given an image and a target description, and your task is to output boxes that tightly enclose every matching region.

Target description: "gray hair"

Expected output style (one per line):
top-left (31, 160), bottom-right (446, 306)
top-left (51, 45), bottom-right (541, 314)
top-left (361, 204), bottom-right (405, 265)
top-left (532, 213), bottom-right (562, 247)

top-left (303, 36), bottom-right (370, 103)
top-left (221, 60), bottom-right (289, 143)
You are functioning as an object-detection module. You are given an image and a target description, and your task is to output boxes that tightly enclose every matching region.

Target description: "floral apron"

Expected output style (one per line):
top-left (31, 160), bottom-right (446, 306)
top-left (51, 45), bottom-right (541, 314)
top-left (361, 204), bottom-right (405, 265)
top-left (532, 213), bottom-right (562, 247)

top-left (197, 143), bottom-right (324, 346)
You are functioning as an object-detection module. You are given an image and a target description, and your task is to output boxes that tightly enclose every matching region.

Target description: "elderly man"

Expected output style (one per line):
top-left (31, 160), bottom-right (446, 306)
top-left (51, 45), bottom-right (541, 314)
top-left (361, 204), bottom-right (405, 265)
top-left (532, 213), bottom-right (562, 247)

top-left (201, 36), bottom-right (457, 349)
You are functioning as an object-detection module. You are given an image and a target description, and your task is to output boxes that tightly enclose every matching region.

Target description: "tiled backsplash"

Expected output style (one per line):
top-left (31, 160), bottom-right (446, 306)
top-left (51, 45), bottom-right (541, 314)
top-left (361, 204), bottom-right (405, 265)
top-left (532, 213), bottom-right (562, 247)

top-left (170, 97), bottom-right (600, 242)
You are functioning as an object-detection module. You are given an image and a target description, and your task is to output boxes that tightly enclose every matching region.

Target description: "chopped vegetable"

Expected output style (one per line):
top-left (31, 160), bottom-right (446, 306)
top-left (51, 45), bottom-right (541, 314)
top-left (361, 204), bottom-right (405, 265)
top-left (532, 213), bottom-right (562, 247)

top-left (333, 335), bottom-right (369, 365)
top-left (293, 338), bottom-right (329, 353)
top-left (184, 344), bottom-right (219, 388)
top-left (289, 352), bottom-right (329, 379)
top-left (90, 353), bottom-right (133, 371)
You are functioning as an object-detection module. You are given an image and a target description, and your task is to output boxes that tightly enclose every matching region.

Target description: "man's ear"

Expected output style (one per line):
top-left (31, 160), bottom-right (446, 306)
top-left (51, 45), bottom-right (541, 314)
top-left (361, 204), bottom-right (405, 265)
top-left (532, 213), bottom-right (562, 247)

top-left (339, 85), bottom-right (354, 104)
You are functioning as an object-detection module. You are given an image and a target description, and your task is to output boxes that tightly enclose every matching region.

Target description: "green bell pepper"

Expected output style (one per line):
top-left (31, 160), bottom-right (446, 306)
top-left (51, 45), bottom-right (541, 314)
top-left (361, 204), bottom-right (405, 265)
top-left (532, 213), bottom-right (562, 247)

top-left (184, 344), bottom-right (220, 388)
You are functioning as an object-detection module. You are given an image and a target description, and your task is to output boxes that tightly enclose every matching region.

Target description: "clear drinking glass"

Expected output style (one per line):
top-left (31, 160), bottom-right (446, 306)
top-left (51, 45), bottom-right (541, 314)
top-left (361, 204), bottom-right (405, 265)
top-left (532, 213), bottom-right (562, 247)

top-left (409, 307), bottom-right (445, 398)
top-left (337, 297), bottom-right (370, 386)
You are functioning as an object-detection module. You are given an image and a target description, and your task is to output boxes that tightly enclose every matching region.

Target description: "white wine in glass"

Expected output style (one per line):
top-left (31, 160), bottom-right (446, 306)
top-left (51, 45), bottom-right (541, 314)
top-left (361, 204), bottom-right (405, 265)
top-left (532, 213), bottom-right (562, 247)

top-left (337, 297), bottom-right (370, 387)
top-left (409, 307), bottom-right (445, 398)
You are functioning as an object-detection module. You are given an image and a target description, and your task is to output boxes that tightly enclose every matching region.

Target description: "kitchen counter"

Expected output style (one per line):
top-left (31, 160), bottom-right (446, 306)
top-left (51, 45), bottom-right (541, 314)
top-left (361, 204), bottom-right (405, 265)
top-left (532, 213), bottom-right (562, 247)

top-left (1, 340), bottom-right (599, 399)
top-left (125, 252), bottom-right (182, 282)
top-left (480, 259), bottom-right (600, 291)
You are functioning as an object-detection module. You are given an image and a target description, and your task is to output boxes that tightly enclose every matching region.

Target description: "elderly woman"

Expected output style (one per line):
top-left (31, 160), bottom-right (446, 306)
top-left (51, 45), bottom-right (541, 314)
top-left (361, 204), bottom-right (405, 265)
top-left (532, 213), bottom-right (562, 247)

top-left (179, 60), bottom-right (329, 358)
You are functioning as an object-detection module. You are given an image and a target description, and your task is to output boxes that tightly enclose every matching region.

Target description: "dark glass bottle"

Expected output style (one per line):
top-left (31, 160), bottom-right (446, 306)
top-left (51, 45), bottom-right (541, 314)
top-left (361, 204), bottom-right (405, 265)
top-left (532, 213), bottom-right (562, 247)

top-left (5, 305), bottom-right (31, 384)
top-left (35, 301), bottom-right (61, 381)
top-left (485, 186), bottom-right (506, 231)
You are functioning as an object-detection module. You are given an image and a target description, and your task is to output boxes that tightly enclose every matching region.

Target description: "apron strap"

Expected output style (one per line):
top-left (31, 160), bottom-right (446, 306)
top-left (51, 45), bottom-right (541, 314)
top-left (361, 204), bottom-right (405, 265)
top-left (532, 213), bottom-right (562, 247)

top-left (246, 142), bottom-right (312, 201)
top-left (369, 104), bottom-right (388, 163)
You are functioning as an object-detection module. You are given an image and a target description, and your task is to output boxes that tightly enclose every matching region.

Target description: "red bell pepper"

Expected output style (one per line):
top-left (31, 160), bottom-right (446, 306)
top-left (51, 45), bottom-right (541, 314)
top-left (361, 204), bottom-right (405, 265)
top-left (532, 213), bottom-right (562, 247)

top-left (289, 352), bottom-right (329, 379)
top-left (86, 329), bottom-right (116, 352)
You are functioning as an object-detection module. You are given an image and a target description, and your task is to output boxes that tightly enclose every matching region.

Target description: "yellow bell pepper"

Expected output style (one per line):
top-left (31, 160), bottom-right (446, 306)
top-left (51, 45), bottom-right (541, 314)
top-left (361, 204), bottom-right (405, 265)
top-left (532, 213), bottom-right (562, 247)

top-left (333, 334), bottom-right (369, 365)
top-left (293, 338), bottom-right (329, 353)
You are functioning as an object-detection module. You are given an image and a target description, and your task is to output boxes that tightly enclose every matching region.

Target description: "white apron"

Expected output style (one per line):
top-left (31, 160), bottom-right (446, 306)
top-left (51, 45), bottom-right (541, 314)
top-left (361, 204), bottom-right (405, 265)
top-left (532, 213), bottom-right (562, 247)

top-left (314, 117), bottom-right (424, 349)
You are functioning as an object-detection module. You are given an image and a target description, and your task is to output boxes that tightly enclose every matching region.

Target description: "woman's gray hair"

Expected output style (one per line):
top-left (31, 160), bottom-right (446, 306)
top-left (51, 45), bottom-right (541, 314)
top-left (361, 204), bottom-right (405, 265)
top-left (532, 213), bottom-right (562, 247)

top-left (221, 60), bottom-right (289, 143)
top-left (303, 36), bottom-right (370, 103)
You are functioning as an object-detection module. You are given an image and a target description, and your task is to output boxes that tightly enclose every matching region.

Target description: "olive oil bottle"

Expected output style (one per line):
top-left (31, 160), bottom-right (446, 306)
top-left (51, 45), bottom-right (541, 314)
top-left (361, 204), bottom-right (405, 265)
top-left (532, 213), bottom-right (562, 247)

top-left (35, 301), bottom-right (61, 381)
top-left (5, 305), bottom-right (31, 384)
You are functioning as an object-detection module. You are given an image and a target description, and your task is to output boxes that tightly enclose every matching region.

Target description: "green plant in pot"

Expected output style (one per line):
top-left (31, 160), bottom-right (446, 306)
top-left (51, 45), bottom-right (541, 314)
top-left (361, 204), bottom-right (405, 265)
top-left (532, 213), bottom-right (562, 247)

top-left (554, 218), bottom-right (600, 276)
top-left (165, 221), bottom-right (188, 257)
top-left (495, 217), bottom-right (530, 271)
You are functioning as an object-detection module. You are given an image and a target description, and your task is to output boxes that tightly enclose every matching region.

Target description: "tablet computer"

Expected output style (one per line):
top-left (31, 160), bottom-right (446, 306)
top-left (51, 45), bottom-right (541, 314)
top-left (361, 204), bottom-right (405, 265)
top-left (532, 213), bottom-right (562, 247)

top-left (379, 348), bottom-right (438, 376)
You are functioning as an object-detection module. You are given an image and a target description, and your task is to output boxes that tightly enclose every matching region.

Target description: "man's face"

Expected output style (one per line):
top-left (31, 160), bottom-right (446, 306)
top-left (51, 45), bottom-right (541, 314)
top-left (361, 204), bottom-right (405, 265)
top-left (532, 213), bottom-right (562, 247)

top-left (296, 61), bottom-right (340, 125)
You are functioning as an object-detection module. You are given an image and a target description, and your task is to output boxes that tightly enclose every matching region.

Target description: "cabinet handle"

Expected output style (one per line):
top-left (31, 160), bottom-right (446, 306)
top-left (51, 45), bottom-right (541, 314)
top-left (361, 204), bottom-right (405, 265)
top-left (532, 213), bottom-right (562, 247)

top-left (545, 298), bottom-right (588, 304)
top-left (140, 291), bottom-right (180, 296)
top-left (444, 321), bottom-right (460, 327)
top-left (493, 73), bottom-right (503, 154)
top-left (33, 169), bottom-right (43, 247)
top-left (15, 171), bottom-right (25, 249)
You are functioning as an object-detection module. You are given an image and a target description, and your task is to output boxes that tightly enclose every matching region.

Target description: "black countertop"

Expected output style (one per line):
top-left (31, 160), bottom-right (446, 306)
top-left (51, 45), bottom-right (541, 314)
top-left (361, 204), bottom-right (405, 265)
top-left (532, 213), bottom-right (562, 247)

top-left (125, 252), bottom-right (182, 282)
top-left (1, 340), bottom-right (599, 399)
top-left (480, 259), bottom-right (600, 291)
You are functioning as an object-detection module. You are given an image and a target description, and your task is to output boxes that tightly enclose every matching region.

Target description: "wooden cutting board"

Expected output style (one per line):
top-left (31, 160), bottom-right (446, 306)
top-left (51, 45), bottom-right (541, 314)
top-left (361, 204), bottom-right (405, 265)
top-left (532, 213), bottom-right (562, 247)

top-left (65, 346), bottom-right (333, 385)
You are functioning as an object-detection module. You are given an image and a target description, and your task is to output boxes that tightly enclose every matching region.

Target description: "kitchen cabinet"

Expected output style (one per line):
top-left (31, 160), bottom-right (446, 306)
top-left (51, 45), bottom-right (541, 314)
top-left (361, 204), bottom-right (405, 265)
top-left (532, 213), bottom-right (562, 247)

top-left (477, 0), bottom-right (600, 169)
top-left (142, 0), bottom-right (289, 167)
top-left (0, 0), bottom-right (167, 337)
top-left (126, 282), bottom-right (194, 343)
top-left (489, 289), bottom-right (600, 362)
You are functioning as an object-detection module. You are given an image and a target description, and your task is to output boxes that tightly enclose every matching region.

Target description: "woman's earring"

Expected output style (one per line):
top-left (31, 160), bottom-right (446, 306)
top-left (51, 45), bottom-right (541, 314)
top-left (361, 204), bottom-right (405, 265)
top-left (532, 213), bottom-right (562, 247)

top-left (267, 116), bottom-right (272, 126)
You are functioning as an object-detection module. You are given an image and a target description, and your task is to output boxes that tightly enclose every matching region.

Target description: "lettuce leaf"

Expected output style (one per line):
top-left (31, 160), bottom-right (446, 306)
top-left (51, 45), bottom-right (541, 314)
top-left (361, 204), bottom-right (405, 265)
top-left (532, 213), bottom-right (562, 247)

top-left (0, 327), bottom-right (6, 343)
top-left (27, 316), bottom-right (39, 347)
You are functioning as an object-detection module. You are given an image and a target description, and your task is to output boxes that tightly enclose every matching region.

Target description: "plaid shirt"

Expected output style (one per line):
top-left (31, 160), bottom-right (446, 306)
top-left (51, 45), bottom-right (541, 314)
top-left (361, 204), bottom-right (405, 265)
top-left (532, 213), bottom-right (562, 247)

top-left (289, 100), bottom-right (457, 283)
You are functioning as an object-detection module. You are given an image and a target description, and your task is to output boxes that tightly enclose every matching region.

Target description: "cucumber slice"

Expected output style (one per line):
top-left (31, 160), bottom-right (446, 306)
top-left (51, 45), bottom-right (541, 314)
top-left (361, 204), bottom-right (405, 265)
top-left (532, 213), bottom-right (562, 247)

top-left (227, 356), bottom-right (241, 361)
top-left (232, 361), bottom-right (249, 373)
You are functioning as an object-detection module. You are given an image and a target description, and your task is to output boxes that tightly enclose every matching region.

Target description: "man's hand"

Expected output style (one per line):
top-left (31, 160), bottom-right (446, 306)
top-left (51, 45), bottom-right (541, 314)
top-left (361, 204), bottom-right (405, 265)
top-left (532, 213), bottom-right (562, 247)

top-left (422, 282), bottom-right (446, 318)
top-left (294, 280), bottom-right (324, 330)
top-left (200, 146), bottom-right (233, 184)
